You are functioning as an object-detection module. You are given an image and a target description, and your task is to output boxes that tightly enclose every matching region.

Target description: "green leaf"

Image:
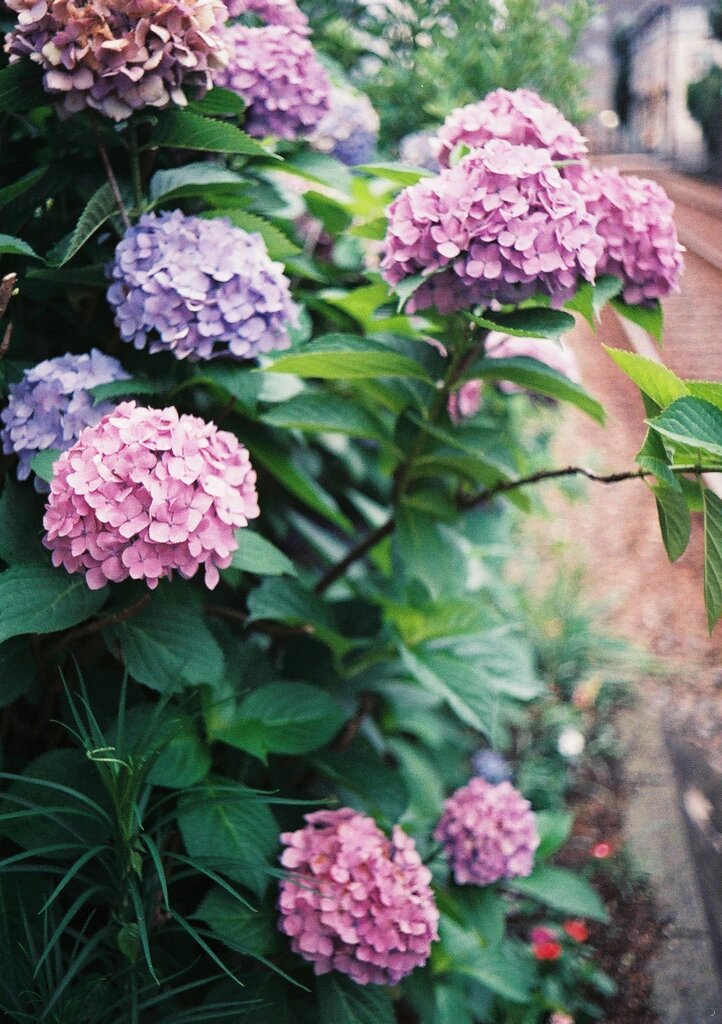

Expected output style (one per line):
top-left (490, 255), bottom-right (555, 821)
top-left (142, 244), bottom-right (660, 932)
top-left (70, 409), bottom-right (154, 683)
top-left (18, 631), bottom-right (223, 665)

top-left (187, 87), bottom-right (247, 117)
top-left (105, 588), bottom-right (224, 692)
top-left (356, 162), bottom-right (434, 185)
top-left (210, 681), bottom-right (347, 760)
top-left (435, 918), bottom-right (532, 1003)
top-left (604, 347), bottom-right (688, 408)
top-left (90, 378), bottom-right (162, 405)
top-left (647, 397), bottom-right (722, 458)
top-left (178, 782), bottom-right (277, 896)
top-left (703, 487), bottom-right (722, 631)
top-left (0, 62), bottom-right (46, 113)
top-left (246, 577), bottom-right (350, 653)
top-left (507, 865), bottom-right (608, 921)
top-left (400, 647), bottom-right (490, 736)
top-left (0, 480), bottom-right (46, 566)
top-left (150, 110), bottom-right (274, 157)
top-left (30, 448), bottom-right (62, 483)
top-left (687, 380), bottom-right (722, 411)
top-left (304, 191), bottom-right (352, 234)
top-left (654, 484), bottom-right (691, 562)
top-left (266, 334), bottom-right (431, 381)
top-left (196, 887), bottom-right (277, 958)
top-left (116, 707), bottom-right (212, 788)
top-left (201, 208), bottom-right (300, 258)
top-left (472, 307), bottom-right (575, 340)
top-left (393, 273), bottom-right (427, 313)
top-left (47, 184), bottom-right (117, 267)
top-left (0, 637), bottom-right (36, 708)
top-left (231, 531), bottom-right (296, 577)
top-left (611, 296), bottom-right (664, 343)
top-left (281, 151), bottom-right (352, 193)
top-left (470, 356), bottom-right (605, 423)
top-left (317, 974), bottom-right (395, 1024)
top-left (565, 275), bottom-right (622, 327)
top-left (262, 391), bottom-right (388, 441)
top-left (0, 565), bottom-right (108, 644)
top-left (0, 234), bottom-right (41, 261)
top-left (148, 162), bottom-right (246, 205)
top-left (535, 810), bottom-right (573, 859)
top-left (394, 507), bottom-right (468, 601)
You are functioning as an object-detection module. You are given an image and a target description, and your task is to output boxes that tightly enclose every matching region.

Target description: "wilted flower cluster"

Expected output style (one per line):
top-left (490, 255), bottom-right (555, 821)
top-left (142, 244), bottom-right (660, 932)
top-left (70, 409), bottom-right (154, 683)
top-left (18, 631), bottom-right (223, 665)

top-left (309, 85), bottom-right (379, 165)
top-left (213, 24), bottom-right (330, 138)
top-left (278, 808), bottom-right (439, 985)
top-left (5, 0), bottom-right (228, 121)
top-left (43, 401), bottom-right (259, 590)
top-left (486, 332), bottom-right (581, 394)
top-left (224, 0), bottom-right (309, 33)
top-left (1, 350), bottom-right (129, 491)
top-left (577, 166), bottom-right (683, 305)
top-left (382, 140), bottom-right (602, 315)
top-left (436, 88), bottom-right (588, 169)
top-left (434, 778), bottom-right (539, 886)
top-left (399, 129), bottom-right (441, 172)
top-left (107, 210), bottom-right (296, 361)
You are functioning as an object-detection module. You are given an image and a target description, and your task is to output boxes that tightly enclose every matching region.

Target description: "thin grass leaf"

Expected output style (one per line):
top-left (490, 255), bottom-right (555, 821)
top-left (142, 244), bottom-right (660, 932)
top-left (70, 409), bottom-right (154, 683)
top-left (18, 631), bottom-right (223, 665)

top-left (0, 793), bottom-right (104, 841)
top-left (129, 880), bottom-right (159, 984)
top-left (33, 885), bottom-right (103, 979)
top-left (40, 924), bottom-right (107, 1020)
top-left (166, 852), bottom-right (256, 911)
top-left (191, 926), bottom-right (307, 989)
top-left (0, 774), bottom-right (113, 826)
top-left (167, 911), bottom-right (243, 988)
top-left (0, 844), bottom-right (86, 870)
top-left (141, 834), bottom-right (169, 911)
top-left (39, 845), bottom-right (106, 913)
top-left (158, 1001), bottom-right (264, 1024)
top-left (138, 971), bottom-right (225, 1011)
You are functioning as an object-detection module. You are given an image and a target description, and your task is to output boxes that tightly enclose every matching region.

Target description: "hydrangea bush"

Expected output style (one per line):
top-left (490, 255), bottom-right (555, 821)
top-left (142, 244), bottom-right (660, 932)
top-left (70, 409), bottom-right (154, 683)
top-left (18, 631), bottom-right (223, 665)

top-left (0, 5), bottom-right (716, 1019)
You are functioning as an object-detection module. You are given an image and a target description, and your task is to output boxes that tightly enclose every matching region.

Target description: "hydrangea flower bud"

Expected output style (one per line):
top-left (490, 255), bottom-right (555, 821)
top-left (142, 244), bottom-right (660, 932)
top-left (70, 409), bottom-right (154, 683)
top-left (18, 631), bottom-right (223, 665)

top-left (224, 0), bottom-right (309, 32)
top-left (278, 808), bottom-right (439, 985)
top-left (107, 211), bottom-right (296, 361)
top-left (576, 166), bottom-right (683, 305)
top-left (381, 140), bottom-right (602, 316)
top-left (434, 778), bottom-right (539, 886)
top-left (485, 332), bottom-right (581, 394)
top-left (5, 0), bottom-right (228, 121)
top-left (43, 401), bottom-right (259, 590)
top-left (436, 88), bottom-right (588, 169)
top-left (309, 85), bottom-right (379, 166)
top-left (471, 749), bottom-right (513, 784)
top-left (213, 24), bottom-right (330, 139)
top-left (1, 350), bottom-right (130, 492)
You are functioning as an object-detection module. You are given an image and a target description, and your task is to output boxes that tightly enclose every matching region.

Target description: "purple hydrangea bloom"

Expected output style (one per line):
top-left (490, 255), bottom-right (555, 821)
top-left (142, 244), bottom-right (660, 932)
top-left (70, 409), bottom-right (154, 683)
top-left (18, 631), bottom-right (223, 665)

top-left (1, 350), bottom-right (130, 492)
top-left (381, 139), bottom-right (603, 315)
top-left (5, 0), bottom-right (228, 121)
top-left (399, 129), bottom-right (441, 172)
top-left (471, 749), bottom-right (513, 784)
top-left (436, 89), bottom-right (588, 170)
top-left (213, 24), bottom-right (330, 139)
top-left (577, 166), bottom-right (683, 305)
top-left (107, 210), bottom-right (297, 362)
top-left (309, 85), bottom-right (379, 165)
top-left (434, 778), bottom-right (539, 886)
top-left (224, 0), bottom-right (309, 33)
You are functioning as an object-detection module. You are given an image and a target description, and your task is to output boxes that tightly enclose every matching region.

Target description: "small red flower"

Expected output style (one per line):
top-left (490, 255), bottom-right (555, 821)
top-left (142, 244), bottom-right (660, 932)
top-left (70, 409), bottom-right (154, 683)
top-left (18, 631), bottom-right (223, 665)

top-left (532, 939), bottom-right (563, 962)
top-left (592, 841), bottom-right (612, 859)
top-left (563, 919), bottom-right (589, 943)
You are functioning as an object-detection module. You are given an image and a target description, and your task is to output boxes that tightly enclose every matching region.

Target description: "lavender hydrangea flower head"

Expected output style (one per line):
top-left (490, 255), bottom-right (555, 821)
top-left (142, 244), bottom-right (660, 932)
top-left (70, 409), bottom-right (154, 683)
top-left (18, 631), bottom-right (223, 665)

top-left (224, 0), bottom-right (309, 33)
top-left (5, 0), bottom-right (228, 121)
top-left (486, 332), bottom-right (581, 394)
top-left (576, 166), bottom-right (683, 305)
top-left (381, 140), bottom-right (603, 316)
top-left (436, 88), bottom-right (588, 170)
top-left (1, 350), bottom-right (130, 492)
top-left (399, 129), bottom-right (441, 172)
top-left (213, 24), bottom-right (330, 139)
top-left (43, 401), bottom-right (260, 590)
top-left (309, 85), bottom-right (379, 165)
top-left (107, 211), bottom-right (296, 362)
top-left (278, 808), bottom-right (439, 985)
top-left (434, 778), bottom-right (539, 886)
top-left (471, 749), bottom-right (513, 784)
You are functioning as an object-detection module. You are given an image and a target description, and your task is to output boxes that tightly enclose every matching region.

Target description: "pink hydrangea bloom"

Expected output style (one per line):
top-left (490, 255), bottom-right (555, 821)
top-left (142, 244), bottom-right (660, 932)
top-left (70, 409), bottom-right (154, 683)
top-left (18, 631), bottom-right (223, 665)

top-left (224, 0), bottom-right (309, 33)
top-left (436, 88), bottom-right (588, 169)
top-left (381, 140), bottom-right (602, 315)
top-left (576, 166), bottom-right (683, 305)
top-left (434, 778), bottom-right (539, 886)
top-left (278, 808), bottom-right (439, 985)
top-left (5, 0), bottom-right (228, 121)
top-left (448, 379), bottom-right (483, 422)
top-left (213, 24), bottom-right (330, 139)
top-left (43, 401), bottom-right (259, 591)
top-left (485, 331), bottom-right (580, 394)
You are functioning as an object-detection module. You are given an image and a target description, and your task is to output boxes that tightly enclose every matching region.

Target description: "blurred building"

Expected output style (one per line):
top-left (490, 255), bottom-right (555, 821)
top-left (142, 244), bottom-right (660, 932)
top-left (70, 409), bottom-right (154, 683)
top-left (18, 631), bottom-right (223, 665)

top-left (581, 0), bottom-right (722, 167)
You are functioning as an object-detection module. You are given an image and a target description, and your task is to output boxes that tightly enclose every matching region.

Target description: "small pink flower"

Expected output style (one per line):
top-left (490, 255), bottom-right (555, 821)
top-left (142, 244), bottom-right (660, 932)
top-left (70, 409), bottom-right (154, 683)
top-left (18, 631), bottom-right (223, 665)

top-left (449, 380), bottom-right (483, 422)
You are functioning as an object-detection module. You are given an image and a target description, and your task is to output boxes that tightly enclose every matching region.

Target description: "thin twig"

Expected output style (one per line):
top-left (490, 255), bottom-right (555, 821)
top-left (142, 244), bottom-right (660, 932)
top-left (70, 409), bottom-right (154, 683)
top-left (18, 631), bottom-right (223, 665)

top-left (314, 518), bottom-right (394, 595)
top-left (89, 114), bottom-right (131, 230)
top-left (204, 604), bottom-right (315, 637)
top-left (0, 324), bottom-right (12, 362)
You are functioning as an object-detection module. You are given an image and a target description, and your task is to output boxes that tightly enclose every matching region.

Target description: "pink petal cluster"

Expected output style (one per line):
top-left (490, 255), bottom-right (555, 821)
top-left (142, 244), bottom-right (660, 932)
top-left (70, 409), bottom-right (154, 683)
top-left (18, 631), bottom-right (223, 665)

top-left (278, 809), bottom-right (439, 986)
top-left (43, 401), bottom-right (259, 591)
top-left (381, 140), bottom-right (602, 315)
top-left (436, 88), bottom-right (587, 169)
top-left (224, 0), bottom-right (309, 33)
top-left (434, 778), bottom-right (539, 886)
top-left (213, 23), bottom-right (330, 139)
top-left (448, 379), bottom-right (483, 422)
top-left (485, 331), bottom-right (581, 394)
top-left (576, 166), bottom-right (683, 305)
top-left (5, 0), bottom-right (228, 121)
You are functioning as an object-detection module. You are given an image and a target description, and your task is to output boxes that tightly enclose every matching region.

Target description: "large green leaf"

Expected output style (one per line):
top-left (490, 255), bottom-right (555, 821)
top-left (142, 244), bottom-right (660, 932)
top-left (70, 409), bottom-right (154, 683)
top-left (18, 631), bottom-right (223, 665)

top-left (187, 87), bottom-right (247, 117)
top-left (47, 184), bottom-right (118, 267)
top-left (148, 162), bottom-right (246, 205)
top-left (0, 637), bottom-right (36, 708)
top-left (472, 307), bottom-right (575, 340)
top-left (611, 297), bottom-right (664, 343)
top-left (150, 110), bottom-right (273, 157)
top-left (246, 577), bottom-right (350, 653)
top-left (262, 390), bottom-right (389, 441)
top-left (604, 347), bottom-right (688, 408)
top-left (0, 234), bottom-right (41, 261)
top-left (317, 974), bottom-right (395, 1024)
top-left (0, 480), bottom-right (46, 566)
top-left (178, 782), bottom-right (277, 896)
top-left (401, 647), bottom-right (493, 736)
top-left (202, 208), bottom-right (301, 258)
top-left (357, 162), bottom-right (433, 185)
top-left (703, 487), bottom-right (722, 631)
top-left (435, 918), bottom-right (532, 1004)
top-left (0, 62), bottom-right (46, 113)
top-left (654, 484), bottom-right (691, 563)
top-left (105, 587), bottom-right (224, 692)
top-left (507, 865), bottom-right (608, 921)
top-left (231, 531), bottom-right (297, 577)
top-left (265, 335), bottom-right (432, 381)
top-left (565, 275), bottom-right (622, 327)
top-left (196, 887), bottom-right (278, 958)
top-left (210, 682), bottom-right (348, 761)
top-left (647, 397), bottom-right (722, 458)
top-left (0, 565), bottom-right (108, 644)
top-left (535, 810), bottom-right (573, 859)
top-left (470, 356), bottom-right (605, 423)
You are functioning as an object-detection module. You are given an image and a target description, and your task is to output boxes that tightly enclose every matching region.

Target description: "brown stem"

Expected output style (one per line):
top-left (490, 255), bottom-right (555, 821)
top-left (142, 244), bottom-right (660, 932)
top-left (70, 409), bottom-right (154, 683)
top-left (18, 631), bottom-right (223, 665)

top-left (0, 273), bottom-right (17, 320)
top-left (89, 114), bottom-right (131, 230)
top-left (314, 518), bottom-right (394, 595)
top-left (44, 593), bottom-right (152, 661)
top-left (0, 324), bottom-right (12, 362)
top-left (204, 604), bottom-right (315, 637)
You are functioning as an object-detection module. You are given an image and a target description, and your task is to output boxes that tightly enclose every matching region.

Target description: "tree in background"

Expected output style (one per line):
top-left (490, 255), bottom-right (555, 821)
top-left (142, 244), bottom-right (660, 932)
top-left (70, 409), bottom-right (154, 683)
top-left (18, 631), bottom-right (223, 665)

top-left (687, 0), bottom-right (722, 166)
